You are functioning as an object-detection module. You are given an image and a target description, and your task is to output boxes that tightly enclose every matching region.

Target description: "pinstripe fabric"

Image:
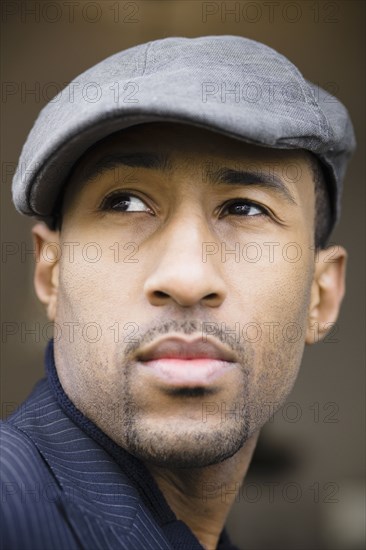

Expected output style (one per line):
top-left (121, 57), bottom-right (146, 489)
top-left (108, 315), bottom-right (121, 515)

top-left (1, 341), bottom-right (239, 550)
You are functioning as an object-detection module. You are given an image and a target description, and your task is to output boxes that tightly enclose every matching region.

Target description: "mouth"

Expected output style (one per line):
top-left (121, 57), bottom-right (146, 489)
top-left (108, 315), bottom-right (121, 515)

top-left (135, 335), bottom-right (238, 387)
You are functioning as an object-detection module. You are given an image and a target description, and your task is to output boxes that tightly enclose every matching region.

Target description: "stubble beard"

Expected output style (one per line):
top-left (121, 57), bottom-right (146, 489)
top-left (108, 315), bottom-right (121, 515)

top-left (116, 321), bottom-right (258, 469)
top-left (68, 318), bottom-right (302, 470)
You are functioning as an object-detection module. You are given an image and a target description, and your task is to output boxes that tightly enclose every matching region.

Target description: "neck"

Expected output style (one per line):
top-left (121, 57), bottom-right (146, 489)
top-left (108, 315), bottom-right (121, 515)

top-left (145, 432), bottom-right (259, 550)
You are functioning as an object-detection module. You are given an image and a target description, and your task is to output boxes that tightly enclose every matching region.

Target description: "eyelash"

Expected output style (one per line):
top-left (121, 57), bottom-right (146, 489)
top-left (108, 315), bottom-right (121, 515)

top-left (219, 198), bottom-right (268, 218)
top-left (100, 191), bottom-right (269, 219)
top-left (100, 191), bottom-right (155, 215)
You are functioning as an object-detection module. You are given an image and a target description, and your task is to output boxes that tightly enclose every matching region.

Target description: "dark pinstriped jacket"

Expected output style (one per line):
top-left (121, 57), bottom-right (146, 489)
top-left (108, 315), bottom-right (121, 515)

top-left (0, 340), bottom-right (238, 550)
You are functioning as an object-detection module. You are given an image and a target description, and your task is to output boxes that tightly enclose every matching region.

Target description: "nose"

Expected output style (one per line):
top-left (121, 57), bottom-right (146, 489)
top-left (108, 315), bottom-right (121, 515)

top-left (143, 214), bottom-right (227, 308)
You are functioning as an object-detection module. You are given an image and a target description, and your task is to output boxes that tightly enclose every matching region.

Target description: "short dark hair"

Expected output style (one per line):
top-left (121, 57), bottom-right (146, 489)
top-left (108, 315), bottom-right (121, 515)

top-left (308, 154), bottom-right (333, 250)
top-left (52, 153), bottom-right (333, 251)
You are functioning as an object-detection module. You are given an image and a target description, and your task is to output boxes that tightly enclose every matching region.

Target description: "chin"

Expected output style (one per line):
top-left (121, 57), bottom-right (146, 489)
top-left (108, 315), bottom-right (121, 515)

top-left (125, 423), bottom-right (249, 469)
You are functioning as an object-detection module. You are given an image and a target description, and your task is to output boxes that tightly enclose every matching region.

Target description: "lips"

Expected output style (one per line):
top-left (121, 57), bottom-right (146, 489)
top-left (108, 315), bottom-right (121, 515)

top-left (136, 335), bottom-right (238, 363)
top-left (135, 336), bottom-right (238, 387)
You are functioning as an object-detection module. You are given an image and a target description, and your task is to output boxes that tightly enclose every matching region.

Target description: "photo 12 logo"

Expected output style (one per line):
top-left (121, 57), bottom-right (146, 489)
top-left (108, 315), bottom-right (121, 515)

top-left (201, 2), bottom-right (340, 24)
top-left (1, 1), bottom-right (140, 24)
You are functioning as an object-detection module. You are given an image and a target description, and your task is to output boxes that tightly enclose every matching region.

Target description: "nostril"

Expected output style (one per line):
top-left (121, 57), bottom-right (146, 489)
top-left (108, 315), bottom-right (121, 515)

top-left (154, 291), bottom-right (169, 299)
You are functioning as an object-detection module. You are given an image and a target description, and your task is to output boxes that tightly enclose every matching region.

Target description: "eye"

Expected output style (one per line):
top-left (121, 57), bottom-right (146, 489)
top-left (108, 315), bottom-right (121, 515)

top-left (219, 199), bottom-right (268, 218)
top-left (100, 192), bottom-right (154, 214)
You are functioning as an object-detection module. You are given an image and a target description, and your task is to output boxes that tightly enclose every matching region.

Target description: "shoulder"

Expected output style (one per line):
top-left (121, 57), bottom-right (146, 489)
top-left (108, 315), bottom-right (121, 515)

top-left (0, 421), bottom-right (57, 517)
top-left (0, 421), bottom-right (80, 549)
top-left (0, 381), bottom-right (59, 490)
top-left (0, 421), bottom-right (48, 482)
top-left (1, 417), bottom-right (38, 448)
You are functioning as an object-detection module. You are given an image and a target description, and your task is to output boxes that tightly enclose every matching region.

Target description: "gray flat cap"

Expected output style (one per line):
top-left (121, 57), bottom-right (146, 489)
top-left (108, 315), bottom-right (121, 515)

top-left (12, 35), bottom-right (356, 229)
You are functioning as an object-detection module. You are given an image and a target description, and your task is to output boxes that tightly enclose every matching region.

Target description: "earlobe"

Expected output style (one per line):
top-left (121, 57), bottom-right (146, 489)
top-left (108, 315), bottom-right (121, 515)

top-left (32, 222), bottom-right (61, 321)
top-left (306, 245), bottom-right (347, 344)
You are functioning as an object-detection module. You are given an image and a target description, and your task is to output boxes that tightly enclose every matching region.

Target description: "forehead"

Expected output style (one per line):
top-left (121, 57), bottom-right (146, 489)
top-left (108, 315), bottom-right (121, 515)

top-left (73, 121), bottom-right (311, 168)
top-left (62, 121), bottom-right (315, 207)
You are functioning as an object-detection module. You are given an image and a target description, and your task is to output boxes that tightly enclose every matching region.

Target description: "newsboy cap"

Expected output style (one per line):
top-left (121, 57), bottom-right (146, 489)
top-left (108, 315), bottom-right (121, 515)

top-left (12, 35), bottom-right (356, 229)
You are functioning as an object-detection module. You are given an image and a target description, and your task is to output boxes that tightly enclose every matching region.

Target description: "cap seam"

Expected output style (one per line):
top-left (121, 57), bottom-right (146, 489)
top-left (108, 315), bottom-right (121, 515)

top-left (141, 41), bottom-right (154, 77)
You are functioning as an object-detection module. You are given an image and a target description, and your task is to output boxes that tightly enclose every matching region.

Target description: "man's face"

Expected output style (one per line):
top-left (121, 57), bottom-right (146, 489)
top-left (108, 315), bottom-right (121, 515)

top-left (51, 122), bottom-right (316, 468)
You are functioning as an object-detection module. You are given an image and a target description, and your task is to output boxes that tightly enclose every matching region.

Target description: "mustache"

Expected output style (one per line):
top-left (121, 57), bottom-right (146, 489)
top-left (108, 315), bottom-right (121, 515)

top-left (123, 318), bottom-right (248, 362)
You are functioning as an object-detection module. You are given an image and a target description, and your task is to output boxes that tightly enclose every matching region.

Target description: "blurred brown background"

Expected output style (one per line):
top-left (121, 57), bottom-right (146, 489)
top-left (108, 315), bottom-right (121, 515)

top-left (1, 1), bottom-right (365, 549)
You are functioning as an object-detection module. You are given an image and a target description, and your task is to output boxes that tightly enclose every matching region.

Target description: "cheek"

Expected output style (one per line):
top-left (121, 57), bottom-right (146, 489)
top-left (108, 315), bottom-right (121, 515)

top-left (227, 250), bottom-right (313, 403)
top-left (54, 242), bottom-right (147, 381)
top-left (56, 240), bottom-right (142, 317)
top-left (229, 244), bottom-right (313, 320)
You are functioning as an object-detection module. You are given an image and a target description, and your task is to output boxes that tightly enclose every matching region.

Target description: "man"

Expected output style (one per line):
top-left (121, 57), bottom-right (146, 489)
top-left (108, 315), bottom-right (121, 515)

top-left (1, 36), bottom-right (355, 549)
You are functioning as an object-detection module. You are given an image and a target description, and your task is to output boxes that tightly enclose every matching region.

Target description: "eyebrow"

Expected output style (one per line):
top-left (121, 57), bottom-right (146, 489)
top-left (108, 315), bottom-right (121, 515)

top-left (79, 152), bottom-right (297, 205)
top-left (207, 167), bottom-right (297, 204)
top-left (79, 152), bottom-right (172, 183)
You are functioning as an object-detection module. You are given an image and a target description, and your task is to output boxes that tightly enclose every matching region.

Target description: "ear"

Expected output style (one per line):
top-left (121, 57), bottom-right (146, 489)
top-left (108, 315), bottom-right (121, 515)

top-left (32, 222), bottom-right (60, 321)
top-left (306, 245), bottom-right (347, 344)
